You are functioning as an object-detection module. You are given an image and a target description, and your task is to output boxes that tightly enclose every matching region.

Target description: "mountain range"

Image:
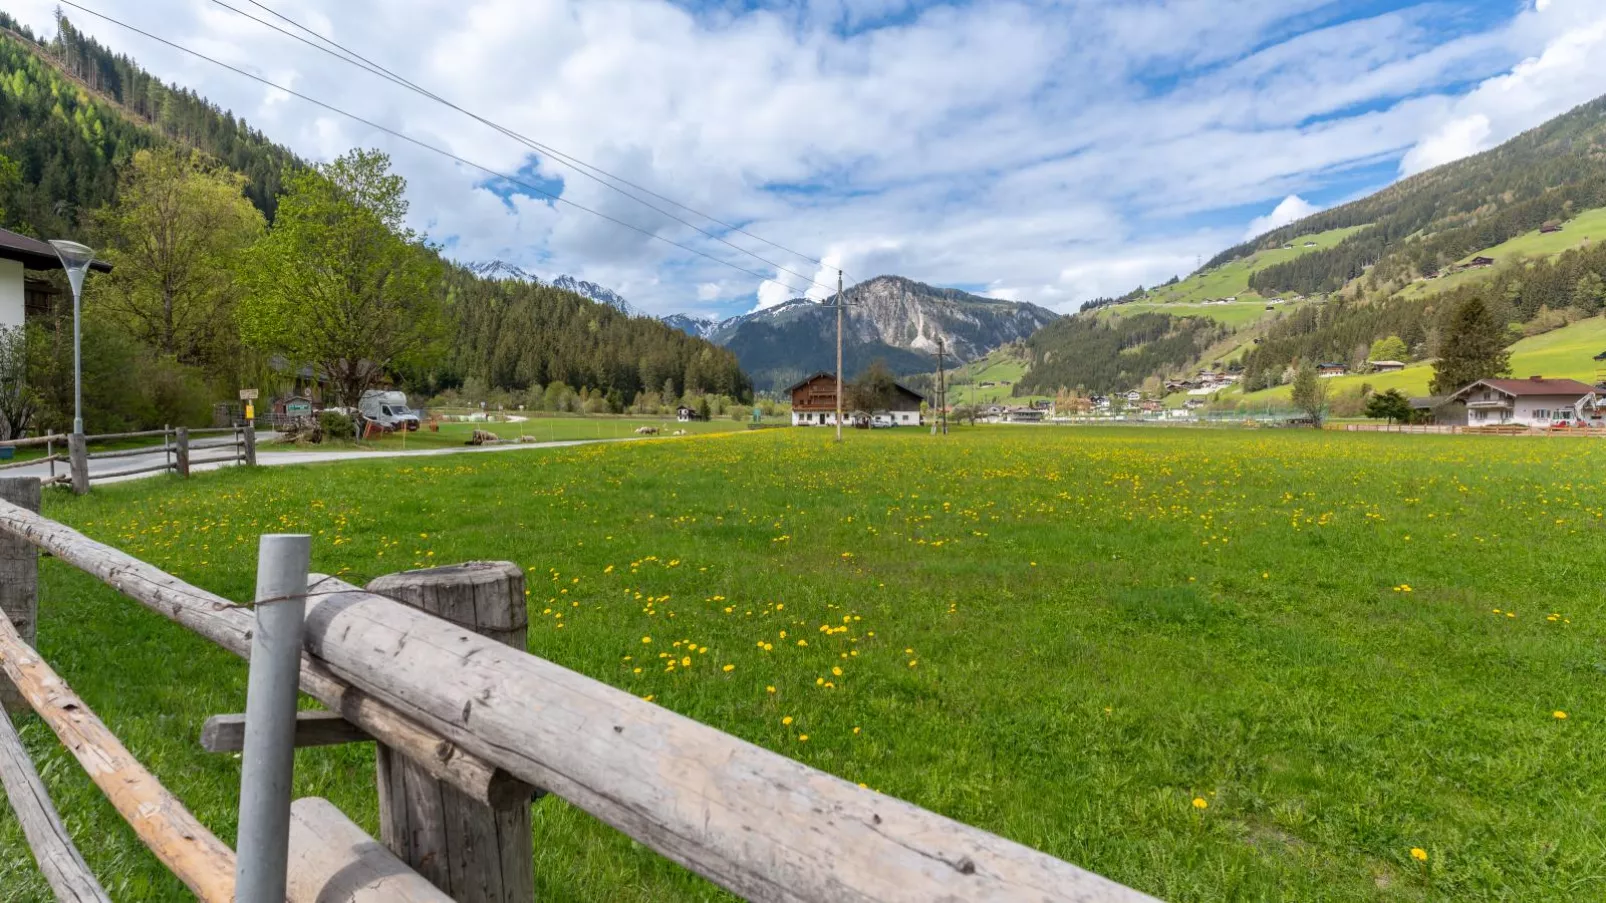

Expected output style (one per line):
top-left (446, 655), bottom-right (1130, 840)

top-left (466, 262), bottom-right (642, 317)
top-left (664, 276), bottom-right (1060, 392)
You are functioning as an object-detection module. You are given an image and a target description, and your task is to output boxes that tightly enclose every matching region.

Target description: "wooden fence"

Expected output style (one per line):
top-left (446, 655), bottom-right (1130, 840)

top-left (0, 426), bottom-right (255, 494)
top-left (0, 473), bottom-right (1158, 903)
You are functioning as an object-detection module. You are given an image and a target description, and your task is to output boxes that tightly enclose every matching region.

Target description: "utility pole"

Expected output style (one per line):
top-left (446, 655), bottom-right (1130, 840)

top-left (835, 269), bottom-right (844, 443)
top-left (935, 337), bottom-right (947, 435)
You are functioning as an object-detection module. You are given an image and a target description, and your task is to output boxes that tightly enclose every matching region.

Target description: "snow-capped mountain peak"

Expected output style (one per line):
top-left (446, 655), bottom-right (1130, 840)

top-left (552, 275), bottom-right (638, 317)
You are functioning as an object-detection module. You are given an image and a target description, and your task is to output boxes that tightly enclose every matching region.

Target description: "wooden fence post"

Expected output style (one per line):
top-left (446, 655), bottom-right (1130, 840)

top-left (0, 476), bottom-right (39, 714)
top-left (68, 434), bottom-right (88, 495)
top-left (365, 562), bottom-right (534, 902)
top-left (242, 423), bottom-right (257, 467)
top-left (175, 427), bottom-right (190, 478)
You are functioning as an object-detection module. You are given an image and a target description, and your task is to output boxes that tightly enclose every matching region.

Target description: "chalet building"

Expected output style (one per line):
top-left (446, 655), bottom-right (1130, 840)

top-left (676, 405), bottom-right (707, 423)
top-left (1317, 362), bottom-right (1348, 378)
top-left (1469, 256), bottom-right (1497, 268)
top-left (1447, 377), bottom-right (1597, 427)
top-left (788, 372), bottom-right (923, 427)
top-left (1368, 360), bottom-right (1406, 373)
top-left (1003, 407), bottom-right (1045, 423)
top-left (0, 227), bottom-right (111, 329)
top-left (1540, 223), bottom-right (1564, 234)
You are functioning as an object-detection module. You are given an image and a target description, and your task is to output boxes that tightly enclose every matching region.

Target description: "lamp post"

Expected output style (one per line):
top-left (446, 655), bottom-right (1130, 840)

top-left (48, 240), bottom-right (96, 436)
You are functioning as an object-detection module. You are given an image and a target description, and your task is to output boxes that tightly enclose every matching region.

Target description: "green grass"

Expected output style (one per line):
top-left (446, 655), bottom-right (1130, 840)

top-left (4, 427), bottom-right (1606, 901)
top-left (1460, 207), bottom-right (1606, 264)
top-left (274, 414), bottom-right (753, 452)
top-left (1233, 315), bottom-right (1606, 403)
top-left (943, 348), bottom-right (1050, 405)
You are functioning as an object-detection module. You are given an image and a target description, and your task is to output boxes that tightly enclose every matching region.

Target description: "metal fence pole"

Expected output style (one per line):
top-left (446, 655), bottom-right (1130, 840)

top-left (234, 534), bottom-right (311, 903)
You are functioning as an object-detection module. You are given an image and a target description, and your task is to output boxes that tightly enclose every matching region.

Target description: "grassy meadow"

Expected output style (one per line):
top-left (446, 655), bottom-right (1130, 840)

top-left (3, 426), bottom-right (1605, 901)
top-left (278, 414), bottom-right (752, 452)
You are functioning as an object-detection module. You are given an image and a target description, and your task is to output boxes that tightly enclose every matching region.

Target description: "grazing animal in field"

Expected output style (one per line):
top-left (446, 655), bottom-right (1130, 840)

top-left (635, 426), bottom-right (659, 435)
top-left (468, 429), bottom-right (500, 445)
top-left (673, 429), bottom-right (687, 436)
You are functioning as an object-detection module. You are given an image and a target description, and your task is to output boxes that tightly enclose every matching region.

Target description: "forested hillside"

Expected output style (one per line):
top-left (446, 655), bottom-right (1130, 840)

top-left (1018, 313), bottom-right (1226, 394)
top-left (0, 14), bottom-right (748, 435)
top-left (1216, 94), bottom-right (1606, 296)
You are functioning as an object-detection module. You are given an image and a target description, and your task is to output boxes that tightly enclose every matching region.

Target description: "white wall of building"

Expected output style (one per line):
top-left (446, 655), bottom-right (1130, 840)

top-left (1467, 394), bottom-right (1589, 426)
top-left (0, 259), bottom-right (24, 331)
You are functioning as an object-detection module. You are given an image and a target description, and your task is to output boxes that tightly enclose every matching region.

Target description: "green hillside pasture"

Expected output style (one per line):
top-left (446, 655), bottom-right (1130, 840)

top-left (944, 349), bottom-right (1050, 405)
top-left (1461, 206), bottom-right (1606, 264)
top-left (1233, 315), bottom-right (1606, 402)
top-left (4, 428), bottom-right (1605, 902)
top-left (1400, 208), bottom-right (1606, 300)
top-left (1142, 225), bottom-right (1368, 306)
top-left (1102, 300), bottom-right (1299, 328)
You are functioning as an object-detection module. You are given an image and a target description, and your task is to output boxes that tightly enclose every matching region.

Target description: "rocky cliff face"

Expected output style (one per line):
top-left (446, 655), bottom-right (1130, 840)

top-left (664, 276), bottom-right (1059, 391)
top-left (552, 275), bottom-right (639, 317)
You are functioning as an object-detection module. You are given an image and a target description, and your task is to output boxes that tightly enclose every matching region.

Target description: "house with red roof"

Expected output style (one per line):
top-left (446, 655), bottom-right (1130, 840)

top-left (1447, 376), bottom-right (1598, 428)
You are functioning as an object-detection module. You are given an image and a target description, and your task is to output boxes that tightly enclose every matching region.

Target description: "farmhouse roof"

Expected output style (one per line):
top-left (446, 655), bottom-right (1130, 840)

top-left (784, 371), bottom-right (836, 393)
top-left (1450, 377), bottom-right (1596, 400)
top-left (1368, 360), bottom-right (1406, 368)
top-left (0, 228), bottom-right (113, 273)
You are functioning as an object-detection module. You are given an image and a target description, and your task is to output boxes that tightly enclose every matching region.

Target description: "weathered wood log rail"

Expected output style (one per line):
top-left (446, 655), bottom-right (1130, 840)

top-left (0, 478), bottom-right (1160, 903)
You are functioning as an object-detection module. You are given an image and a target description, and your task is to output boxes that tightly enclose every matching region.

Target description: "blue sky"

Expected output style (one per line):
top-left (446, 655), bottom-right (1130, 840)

top-left (11, 0), bottom-right (1606, 315)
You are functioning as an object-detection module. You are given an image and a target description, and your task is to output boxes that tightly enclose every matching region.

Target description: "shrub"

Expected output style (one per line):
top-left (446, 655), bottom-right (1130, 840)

top-left (318, 410), bottom-right (353, 442)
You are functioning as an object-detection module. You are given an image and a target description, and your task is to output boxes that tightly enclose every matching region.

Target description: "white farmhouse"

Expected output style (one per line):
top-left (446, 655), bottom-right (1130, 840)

top-left (1, 228), bottom-right (112, 330)
top-left (1447, 377), bottom-right (1597, 427)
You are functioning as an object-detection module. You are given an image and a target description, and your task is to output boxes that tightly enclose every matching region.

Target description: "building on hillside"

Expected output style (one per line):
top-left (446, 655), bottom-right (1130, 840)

top-left (1446, 377), bottom-right (1597, 427)
top-left (676, 405), bottom-right (707, 423)
top-left (1469, 256), bottom-right (1497, 268)
top-left (1183, 398), bottom-right (1207, 410)
top-left (1541, 223), bottom-right (1564, 234)
top-left (1125, 390), bottom-right (1142, 405)
top-left (0, 227), bottom-right (112, 330)
top-left (788, 372), bottom-right (923, 426)
top-left (1004, 407), bottom-right (1045, 423)
top-left (1317, 362), bottom-right (1348, 378)
top-left (1368, 360), bottom-right (1407, 373)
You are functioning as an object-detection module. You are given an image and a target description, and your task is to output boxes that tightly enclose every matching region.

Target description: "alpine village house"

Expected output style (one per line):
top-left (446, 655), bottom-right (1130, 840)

top-left (788, 372), bottom-right (925, 427)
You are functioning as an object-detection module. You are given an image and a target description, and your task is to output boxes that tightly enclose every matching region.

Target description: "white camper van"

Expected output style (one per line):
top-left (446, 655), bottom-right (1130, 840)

top-left (359, 390), bottom-right (420, 431)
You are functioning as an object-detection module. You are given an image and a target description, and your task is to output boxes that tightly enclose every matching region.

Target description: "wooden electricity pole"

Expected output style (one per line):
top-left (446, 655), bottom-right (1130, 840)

top-left (835, 269), bottom-right (844, 443)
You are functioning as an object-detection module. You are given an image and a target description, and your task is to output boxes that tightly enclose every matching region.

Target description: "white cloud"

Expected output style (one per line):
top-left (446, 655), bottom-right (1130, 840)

top-left (1243, 195), bottom-right (1323, 241)
top-left (1400, 1), bottom-right (1606, 176)
top-left (7, 0), bottom-right (1603, 315)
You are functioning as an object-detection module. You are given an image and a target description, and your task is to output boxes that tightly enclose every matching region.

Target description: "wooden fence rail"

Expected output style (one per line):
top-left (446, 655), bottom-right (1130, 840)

top-left (0, 487), bottom-right (1159, 903)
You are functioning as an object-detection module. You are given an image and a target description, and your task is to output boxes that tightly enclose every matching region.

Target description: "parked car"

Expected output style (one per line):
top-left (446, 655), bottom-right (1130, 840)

top-left (871, 414), bottom-right (896, 428)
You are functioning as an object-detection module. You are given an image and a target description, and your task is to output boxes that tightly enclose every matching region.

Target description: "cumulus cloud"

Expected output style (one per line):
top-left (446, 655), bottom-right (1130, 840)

top-left (8, 0), bottom-right (1605, 315)
top-left (1243, 195), bottom-right (1323, 241)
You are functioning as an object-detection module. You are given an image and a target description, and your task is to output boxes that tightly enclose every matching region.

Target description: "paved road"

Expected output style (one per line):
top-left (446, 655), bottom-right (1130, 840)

top-left (2, 436), bottom-right (632, 486)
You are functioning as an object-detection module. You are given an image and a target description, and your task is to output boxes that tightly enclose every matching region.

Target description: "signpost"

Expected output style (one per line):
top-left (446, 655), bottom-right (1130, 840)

top-left (240, 389), bottom-right (258, 423)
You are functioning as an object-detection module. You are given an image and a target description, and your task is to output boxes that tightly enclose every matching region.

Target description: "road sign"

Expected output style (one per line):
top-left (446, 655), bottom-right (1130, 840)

top-left (239, 388), bottom-right (259, 401)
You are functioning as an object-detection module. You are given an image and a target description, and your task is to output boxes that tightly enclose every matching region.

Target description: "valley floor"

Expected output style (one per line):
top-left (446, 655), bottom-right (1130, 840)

top-left (4, 426), bottom-right (1603, 901)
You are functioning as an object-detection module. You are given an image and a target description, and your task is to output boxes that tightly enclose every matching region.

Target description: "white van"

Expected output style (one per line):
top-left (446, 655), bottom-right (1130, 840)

top-left (359, 390), bottom-right (420, 431)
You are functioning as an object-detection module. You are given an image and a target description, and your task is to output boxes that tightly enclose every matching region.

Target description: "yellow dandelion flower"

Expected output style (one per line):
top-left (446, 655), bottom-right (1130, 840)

top-left (1554, 710), bottom-right (1568, 720)
top-left (782, 716), bottom-right (793, 725)
top-left (798, 734), bottom-right (809, 741)
top-left (722, 664), bottom-right (735, 672)
top-left (1410, 848), bottom-right (1427, 862)
top-left (1192, 797), bottom-right (1208, 810)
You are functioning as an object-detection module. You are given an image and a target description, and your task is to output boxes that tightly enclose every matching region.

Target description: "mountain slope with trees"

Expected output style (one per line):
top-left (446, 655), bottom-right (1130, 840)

top-left (1023, 93), bottom-right (1606, 402)
top-left (0, 14), bottom-right (747, 434)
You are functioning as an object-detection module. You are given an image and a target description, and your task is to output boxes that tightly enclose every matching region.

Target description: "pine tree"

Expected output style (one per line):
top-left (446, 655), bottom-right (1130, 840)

top-left (1430, 297), bottom-right (1511, 395)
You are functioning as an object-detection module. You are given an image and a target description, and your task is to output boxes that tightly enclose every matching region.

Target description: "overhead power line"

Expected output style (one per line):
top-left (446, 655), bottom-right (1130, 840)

top-left (55, 0), bottom-right (840, 295)
top-left (232, 0), bottom-right (842, 282)
top-left (207, 0), bottom-right (839, 290)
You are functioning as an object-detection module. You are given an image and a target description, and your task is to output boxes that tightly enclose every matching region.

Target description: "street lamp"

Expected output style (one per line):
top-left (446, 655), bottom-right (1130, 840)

top-left (49, 240), bottom-right (95, 435)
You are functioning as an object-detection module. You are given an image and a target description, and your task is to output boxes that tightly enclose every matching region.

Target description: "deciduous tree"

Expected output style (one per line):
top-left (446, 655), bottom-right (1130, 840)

top-left (1364, 388), bottom-right (1411, 424)
top-left (1290, 362), bottom-right (1328, 426)
top-left (239, 149), bottom-right (444, 412)
top-left (91, 148), bottom-right (265, 368)
top-left (847, 359), bottom-right (900, 411)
